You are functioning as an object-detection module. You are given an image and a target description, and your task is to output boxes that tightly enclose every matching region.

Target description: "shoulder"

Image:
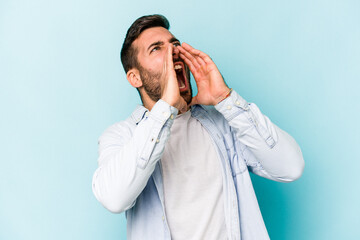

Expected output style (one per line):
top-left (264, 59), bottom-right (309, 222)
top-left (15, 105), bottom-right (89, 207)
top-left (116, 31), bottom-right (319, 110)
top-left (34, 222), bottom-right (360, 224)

top-left (99, 105), bottom-right (146, 144)
top-left (99, 116), bottom-right (136, 146)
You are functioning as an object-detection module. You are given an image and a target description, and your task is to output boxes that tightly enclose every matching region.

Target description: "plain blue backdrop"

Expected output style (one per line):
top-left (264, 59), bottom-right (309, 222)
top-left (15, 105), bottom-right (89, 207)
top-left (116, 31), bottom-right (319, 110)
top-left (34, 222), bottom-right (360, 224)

top-left (1, 0), bottom-right (359, 239)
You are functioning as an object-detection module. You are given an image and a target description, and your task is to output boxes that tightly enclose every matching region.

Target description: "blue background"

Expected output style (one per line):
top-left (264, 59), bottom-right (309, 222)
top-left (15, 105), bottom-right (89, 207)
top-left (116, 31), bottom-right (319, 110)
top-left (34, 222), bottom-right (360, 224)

top-left (1, 0), bottom-right (359, 239)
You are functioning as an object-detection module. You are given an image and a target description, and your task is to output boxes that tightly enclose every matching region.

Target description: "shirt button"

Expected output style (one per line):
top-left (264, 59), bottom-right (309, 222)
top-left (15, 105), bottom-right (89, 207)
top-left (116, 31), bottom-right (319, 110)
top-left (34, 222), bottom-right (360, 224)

top-left (162, 215), bottom-right (165, 221)
top-left (227, 105), bottom-right (232, 110)
top-left (170, 114), bottom-right (174, 119)
top-left (235, 101), bottom-right (240, 106)
top-left (156, 139), bottom-right (160, 143)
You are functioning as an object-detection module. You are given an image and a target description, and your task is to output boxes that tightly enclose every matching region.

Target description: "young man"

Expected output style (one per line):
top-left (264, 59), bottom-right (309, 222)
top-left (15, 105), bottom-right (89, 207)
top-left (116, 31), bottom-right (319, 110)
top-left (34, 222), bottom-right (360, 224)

top-left (92, 14), bottom-right (304, 240)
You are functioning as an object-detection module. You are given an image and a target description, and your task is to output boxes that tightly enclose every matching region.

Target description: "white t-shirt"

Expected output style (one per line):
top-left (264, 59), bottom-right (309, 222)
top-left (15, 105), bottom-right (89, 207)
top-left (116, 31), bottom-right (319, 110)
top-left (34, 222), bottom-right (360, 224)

top-left (161, 110), bottom-right (227, 240)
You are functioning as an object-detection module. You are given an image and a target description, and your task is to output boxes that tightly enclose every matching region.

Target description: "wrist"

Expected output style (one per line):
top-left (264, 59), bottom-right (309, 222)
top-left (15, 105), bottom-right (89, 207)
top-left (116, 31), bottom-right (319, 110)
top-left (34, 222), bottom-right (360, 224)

top-left (161, 96), bottom-right (186, 113)
top-left (215, 87), bottom-right (232, 104)
top-left (161, 94), bottom-right (176, 107)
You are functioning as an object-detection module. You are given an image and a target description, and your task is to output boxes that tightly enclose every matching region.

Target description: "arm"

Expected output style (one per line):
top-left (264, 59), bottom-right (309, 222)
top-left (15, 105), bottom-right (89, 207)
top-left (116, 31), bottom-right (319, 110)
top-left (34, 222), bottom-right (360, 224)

top-left (178, 43), bottom-right (304, 182)
top-left (214, 90), bottom-right (304, 182)
top-left (92, 45), bottom-right (186, 213)
top-left (92, 100), bottom-right (178, 213)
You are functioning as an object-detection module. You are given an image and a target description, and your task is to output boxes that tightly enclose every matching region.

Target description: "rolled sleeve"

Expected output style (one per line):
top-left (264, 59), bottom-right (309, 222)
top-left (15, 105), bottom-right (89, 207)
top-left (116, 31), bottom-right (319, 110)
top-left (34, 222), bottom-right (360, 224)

top-left (215, 90), bottom-right (249, 122)
top-left (137, 100), bottom-right (178, 169)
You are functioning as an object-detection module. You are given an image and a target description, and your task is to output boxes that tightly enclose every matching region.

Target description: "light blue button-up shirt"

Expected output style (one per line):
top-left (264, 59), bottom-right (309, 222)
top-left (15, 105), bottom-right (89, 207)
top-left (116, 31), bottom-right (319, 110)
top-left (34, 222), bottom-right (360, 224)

top-left (92, 90), bottom-right (304, 240)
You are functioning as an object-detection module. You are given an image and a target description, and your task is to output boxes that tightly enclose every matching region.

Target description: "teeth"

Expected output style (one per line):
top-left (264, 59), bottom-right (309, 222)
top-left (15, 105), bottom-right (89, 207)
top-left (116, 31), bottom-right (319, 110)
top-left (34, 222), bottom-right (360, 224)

top-left (174, 65), bottom-right (182, 70)
top-left (180, 81), bottom-right (185, 88)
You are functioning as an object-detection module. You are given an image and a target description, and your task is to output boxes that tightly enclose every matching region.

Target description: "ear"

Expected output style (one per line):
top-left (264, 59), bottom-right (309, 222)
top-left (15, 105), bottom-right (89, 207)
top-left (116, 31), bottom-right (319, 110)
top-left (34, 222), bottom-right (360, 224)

top-left (127, 68), bottom-right (143, 88)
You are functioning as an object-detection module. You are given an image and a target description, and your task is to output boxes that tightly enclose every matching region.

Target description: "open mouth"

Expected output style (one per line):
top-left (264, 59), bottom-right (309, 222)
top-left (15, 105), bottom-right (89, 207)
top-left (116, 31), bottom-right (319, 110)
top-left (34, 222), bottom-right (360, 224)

top-left (173, 61), bottom-right (188, 92)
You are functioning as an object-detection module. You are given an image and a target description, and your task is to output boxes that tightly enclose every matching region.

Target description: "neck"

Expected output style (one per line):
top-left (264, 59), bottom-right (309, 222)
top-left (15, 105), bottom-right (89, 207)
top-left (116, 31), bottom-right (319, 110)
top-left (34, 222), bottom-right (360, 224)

top-left (140, 92), bottom-right (156, 111)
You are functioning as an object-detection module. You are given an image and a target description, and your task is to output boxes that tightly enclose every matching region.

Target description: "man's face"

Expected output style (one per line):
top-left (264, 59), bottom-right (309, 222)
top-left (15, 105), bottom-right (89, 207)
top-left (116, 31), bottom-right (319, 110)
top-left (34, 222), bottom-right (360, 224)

top-left (133, 27), bottom-right (192, 104)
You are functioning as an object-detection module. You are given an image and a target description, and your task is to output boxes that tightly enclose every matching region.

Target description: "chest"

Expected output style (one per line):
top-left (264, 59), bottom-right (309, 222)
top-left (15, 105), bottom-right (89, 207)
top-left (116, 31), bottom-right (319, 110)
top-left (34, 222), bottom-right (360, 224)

top-left (161, 114), bottom-right (223, 192)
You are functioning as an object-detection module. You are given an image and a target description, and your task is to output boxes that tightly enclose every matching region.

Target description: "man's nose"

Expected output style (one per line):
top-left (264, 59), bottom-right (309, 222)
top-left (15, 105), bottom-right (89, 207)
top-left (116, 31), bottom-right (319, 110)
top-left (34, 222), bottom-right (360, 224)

top-left (172, 45), bottom-right (180, 59)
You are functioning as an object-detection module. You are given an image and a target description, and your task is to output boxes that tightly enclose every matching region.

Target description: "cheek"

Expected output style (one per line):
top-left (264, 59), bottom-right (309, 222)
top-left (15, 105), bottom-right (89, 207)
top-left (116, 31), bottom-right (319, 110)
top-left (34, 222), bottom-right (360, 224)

top-left (140, 52), bottom-right (166, 73)
top-left (150, 56), bottom-right (164, 71)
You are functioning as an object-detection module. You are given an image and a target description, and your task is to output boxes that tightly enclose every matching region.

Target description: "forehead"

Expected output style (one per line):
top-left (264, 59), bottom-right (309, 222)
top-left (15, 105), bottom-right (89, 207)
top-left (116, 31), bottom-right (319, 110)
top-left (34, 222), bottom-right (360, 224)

top-left (134, 27), bottom-right (175, 52)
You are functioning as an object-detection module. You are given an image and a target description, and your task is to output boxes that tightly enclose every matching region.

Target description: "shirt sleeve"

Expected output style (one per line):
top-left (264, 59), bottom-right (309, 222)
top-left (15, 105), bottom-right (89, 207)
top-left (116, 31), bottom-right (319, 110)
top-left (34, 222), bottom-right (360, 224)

top-left (92, 100), bottom-right (178, 213)
top-left (214, 90), bottom-right (305, 182)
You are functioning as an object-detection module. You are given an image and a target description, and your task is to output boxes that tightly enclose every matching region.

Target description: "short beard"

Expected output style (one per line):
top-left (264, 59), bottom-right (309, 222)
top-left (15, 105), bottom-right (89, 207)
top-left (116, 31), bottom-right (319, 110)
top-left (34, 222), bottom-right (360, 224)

top-left (138, 64), bottom-right (162, 102)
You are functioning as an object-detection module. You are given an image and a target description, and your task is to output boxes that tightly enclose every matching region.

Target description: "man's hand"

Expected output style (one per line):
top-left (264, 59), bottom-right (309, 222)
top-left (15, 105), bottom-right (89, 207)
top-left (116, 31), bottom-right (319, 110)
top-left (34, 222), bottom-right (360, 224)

top-left (178, 43), bottom-right (230, 106)
top-left (160, 45), bottom-right (188, 113)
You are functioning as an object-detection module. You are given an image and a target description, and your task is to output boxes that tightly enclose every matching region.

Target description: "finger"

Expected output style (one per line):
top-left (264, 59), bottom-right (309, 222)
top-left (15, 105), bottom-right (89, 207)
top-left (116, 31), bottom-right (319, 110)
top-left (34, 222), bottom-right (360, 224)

top-left (179, 53), bottom-right (198, 76)
top-left (182, 42), bottom-right (213, 65)
top-left (166, 45), bottom-right (175, 73)
top-left (178, 45), bottom-right (206, 67)
top-left (195, 55), bottom-right (206, 67)
top-left (162, 47), bottom-right (167, 73)
top-left (179, 52), bottom-right (194, 68)
top-left (177, 45), bottom-right (201, 69)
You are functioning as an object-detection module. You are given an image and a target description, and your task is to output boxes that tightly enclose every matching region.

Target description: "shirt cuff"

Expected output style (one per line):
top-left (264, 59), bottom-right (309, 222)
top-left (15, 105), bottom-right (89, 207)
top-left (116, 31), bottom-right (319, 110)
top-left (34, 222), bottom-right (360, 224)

top-left (149, 99), bottom-right (179, 127)
top-left (214, 90), bottom-right (249, 121)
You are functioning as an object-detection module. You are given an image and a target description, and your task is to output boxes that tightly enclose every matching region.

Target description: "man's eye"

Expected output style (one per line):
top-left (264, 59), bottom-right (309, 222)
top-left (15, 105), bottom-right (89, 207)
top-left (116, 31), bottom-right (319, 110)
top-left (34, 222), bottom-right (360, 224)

top-left (151, 46), bottom-right (160, 52)
top-left (173, 42), bottom-right (180, 47)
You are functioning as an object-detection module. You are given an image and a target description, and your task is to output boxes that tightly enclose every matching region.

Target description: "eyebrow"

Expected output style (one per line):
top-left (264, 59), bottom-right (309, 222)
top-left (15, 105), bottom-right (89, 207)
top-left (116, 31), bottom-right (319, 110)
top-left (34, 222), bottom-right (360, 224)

top-left (147, 37), bottom-right (180, 52)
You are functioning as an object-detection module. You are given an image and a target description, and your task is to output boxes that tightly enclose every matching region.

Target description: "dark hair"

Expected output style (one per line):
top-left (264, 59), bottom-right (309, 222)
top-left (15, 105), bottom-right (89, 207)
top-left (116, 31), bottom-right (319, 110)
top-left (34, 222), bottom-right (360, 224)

top-left (120, 14), bottom-right (170, 73)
